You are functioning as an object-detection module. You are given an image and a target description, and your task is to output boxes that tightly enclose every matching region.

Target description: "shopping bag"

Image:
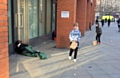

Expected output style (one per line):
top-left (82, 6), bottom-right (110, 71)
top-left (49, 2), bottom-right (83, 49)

top-left (93, 40), bottom-right (97, 45)
top-left (70, 41), bottom-right (78, 49)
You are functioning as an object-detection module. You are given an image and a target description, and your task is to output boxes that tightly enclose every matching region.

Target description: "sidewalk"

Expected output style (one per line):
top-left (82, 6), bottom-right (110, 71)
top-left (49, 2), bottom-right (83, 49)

top-left (10, 22), bottom-right (120, 78)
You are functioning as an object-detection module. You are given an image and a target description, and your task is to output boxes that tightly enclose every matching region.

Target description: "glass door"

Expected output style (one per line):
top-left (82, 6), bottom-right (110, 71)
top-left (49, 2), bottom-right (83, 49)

top-left (14, 0), bottom-right (29, 43)
top-left (52, 0), bottom-right (57, 32)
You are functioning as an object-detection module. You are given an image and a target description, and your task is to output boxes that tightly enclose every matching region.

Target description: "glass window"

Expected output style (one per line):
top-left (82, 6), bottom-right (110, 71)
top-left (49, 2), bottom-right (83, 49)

top-left (8, 0), bottom-right (12, 44)
top-left (39, 0), bottom-right (45, 36)
top-left (52, 3), bottom-right (56, 32)
top-left (46, 0), bottom-right (52, 34)
top-left (28, 0), bottom-right (38, 39)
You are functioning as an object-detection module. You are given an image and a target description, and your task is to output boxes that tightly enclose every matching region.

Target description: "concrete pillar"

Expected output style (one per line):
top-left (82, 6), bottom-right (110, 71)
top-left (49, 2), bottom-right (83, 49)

top-left (56, 0), bottom-right (77, 48)
top-left (76, 0), bottom-right (87, 36)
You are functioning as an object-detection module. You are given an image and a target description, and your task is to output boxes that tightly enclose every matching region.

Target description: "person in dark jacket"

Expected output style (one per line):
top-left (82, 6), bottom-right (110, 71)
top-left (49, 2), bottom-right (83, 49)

top-left (101, 19), bottom-right (104, 27)
top-left (15, 40), bottom-right (41, 57)
top-left (117, 18), bottom-right (120, 32)
top-left (105, 18), bottom-right (107, 23)
top-left (108, 19), bottom-right (111, 27)
top-left (96, 19), bottom-right (99, 24)
top-left (96, 23), bottom-right (102, 44)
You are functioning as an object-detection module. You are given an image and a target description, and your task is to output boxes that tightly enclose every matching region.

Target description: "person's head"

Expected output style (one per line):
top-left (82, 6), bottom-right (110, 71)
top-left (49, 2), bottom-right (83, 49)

top-left (73, 22), bottom-right (79, 30)
top-left (95, 23), bottom-right (99, 27)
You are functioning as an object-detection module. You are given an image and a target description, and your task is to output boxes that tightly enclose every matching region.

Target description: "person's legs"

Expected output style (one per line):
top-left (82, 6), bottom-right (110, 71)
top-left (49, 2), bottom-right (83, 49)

top-left (74, 47), bottom-right (78, 59)
top-left (73, 42), bottom-right (79, 62)
top-left (69, 49), bottom-right (74, 57)
top-left (96, 34), bottom-right (99, 42)
top-left (69, 42), bottom-right (73, 59)
top-left (98, 34), bottom-right (101, 43)
top-left (102, 23), bottom-right (104, 27)
top-left (118, 25), bottom-right (120, 32)
top-left (108, 23), bottom-right (110, 27)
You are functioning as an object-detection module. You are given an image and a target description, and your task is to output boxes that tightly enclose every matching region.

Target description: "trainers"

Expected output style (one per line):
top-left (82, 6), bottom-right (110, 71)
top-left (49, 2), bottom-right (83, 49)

top-left (97, 42), bottom-right (100, 45)
top-left (68, 56), bottom-right (71, 60)
top-left (73, 59), bottom-right (77, 62)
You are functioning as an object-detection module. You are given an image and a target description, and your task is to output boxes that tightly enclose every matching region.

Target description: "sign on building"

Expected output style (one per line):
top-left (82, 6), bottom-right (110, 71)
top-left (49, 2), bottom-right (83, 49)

top-left (61, 11), bottom-right (70, 18)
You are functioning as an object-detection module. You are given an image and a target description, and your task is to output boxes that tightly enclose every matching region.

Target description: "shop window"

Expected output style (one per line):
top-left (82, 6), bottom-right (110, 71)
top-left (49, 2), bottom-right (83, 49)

top-left (46, 0), bottom-right (52, 34)
top-left (28, 0), bottom-right (38, 38)
top-left (8, 0), bottom-right (12, 44)
top-left (39, 0), bottom-right (45, 36)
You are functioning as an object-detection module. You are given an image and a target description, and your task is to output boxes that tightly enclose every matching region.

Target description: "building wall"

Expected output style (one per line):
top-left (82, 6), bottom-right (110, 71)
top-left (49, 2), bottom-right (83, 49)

top-left (56, 0), bottom-right (77, 48)
top-left (56, 0), bottom-right (96, 48)
top-left (0, 0), bottom-right (9, 78)
top-left (76, 0), bottom-right (87, 36)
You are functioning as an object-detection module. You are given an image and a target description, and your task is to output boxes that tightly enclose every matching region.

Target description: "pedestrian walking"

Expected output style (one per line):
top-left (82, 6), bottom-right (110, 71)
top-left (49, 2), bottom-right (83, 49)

top-left (69, 22), bottom-right (81, 62)
top-left (95, 23), bottom-right (102, 44)
top-left (117, 18), bottom-right (120, 32)
top-left (101, 19), bottom-right (104, 27)
top-left (108, 19), bottom-right (111, 27)
top-left (105, 18), bottom-right (107, 23)
top-left (96, 19), bottom-right (99, 24)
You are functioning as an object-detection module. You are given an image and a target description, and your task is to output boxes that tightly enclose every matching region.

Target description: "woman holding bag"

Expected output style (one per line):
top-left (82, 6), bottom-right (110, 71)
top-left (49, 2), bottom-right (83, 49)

top-left (69, 22), bottom-right (81, 62)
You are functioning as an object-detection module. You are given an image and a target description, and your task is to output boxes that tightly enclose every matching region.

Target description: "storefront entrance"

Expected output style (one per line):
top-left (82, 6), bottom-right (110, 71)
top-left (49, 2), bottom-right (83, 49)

top-left (14, 0), bottom-right (28, 43)
top-left (8, 0), bottom-right (57, 55)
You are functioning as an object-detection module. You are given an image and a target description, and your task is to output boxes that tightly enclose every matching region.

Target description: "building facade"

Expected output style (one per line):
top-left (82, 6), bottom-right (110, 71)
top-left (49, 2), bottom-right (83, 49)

top-left (8, 0), bottom-right (57, 55)
top-left (56, 0), bottom-right (96, 48)
top-left (0, 0), bottom-right (96, 78)
top-left (0, 0), bottom-right (9, 78)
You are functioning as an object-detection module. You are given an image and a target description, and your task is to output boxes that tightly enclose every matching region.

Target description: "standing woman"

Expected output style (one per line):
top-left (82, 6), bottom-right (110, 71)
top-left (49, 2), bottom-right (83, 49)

top-left (117, 18), bottom-right (120, 32)
top-left (69, 22), bottom-right (81, 62)
top-left (96, 23), bottom-right (102, 44)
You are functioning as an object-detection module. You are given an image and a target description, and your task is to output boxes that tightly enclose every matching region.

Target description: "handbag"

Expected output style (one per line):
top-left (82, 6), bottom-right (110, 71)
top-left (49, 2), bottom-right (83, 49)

top-left (70, 41), bottom-right (78, 49)
top-left (93, 40), bottom-right (97, 46)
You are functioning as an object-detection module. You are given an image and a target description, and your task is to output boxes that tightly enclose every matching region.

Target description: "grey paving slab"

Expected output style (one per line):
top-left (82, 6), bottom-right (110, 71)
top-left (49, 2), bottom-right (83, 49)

top-left (74, 75), bottom-right (93, 78)
top-left (87, 69), bottom-right (107, 75)
top-left (109, 75), bottom-right (120, 78)
top-left (71, 70), bottom-right (91, 76)
top-left (91, 75), bottom-right (111, 78)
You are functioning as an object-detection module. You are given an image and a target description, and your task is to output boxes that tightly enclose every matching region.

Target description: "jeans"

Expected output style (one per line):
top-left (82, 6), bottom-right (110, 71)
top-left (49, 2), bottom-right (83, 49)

top-left (118, 25), bottom-right (120, 31)
top-left (96, 34), bottom-right (102, 43)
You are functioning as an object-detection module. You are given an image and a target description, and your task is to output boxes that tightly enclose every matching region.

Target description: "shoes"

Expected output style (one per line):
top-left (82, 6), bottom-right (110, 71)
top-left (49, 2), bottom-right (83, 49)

top-left (68, 56), bottom-right (71, 60)
top-left (73, 59), bottom-right (77, 62)
top-left (97, 42), bottom-right (100, 45)
top-left (68, 56), bottom-right (77, 62)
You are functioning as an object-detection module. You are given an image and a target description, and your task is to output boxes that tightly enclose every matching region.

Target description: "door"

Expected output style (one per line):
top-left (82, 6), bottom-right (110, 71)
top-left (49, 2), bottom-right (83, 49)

top-left (52, 0), bottom-right (57, 32)
top-left (14, 0), bottom-right (29, 43)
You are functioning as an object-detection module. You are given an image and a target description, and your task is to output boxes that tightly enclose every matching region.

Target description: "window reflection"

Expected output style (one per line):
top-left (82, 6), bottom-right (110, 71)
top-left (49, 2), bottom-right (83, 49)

top-left (39, 0), bottom-right (45, 36)
top-left (28, 0), bottom-right (38, 38)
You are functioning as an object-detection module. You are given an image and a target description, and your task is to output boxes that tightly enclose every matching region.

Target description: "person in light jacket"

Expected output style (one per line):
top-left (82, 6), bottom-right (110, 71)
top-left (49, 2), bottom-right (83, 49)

top-left (69, 22), bottom-right (81, 62)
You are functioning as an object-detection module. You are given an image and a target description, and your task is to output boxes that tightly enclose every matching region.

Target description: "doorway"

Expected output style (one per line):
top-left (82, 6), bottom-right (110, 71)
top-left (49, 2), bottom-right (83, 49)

top-left (14, 0), bottom-right (29, 43)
